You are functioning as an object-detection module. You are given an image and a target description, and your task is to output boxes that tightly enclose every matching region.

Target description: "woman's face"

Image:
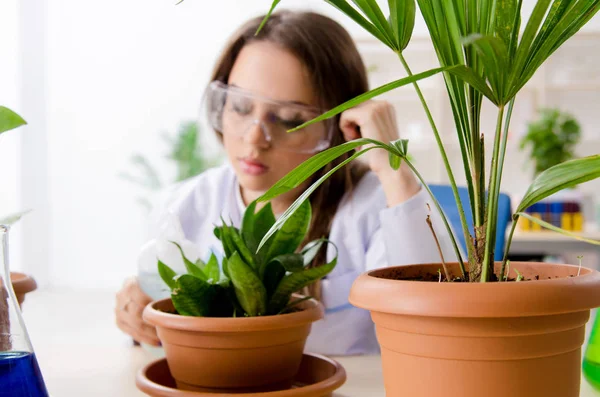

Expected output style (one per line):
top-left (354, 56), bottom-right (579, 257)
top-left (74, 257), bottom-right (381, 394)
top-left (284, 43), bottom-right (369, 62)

top-left (223, 41), bottom-right (327, 194)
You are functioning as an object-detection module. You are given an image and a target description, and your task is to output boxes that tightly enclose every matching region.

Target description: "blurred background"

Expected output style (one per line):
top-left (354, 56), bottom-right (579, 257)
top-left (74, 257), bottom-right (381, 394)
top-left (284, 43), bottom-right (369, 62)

top-left (1, 0), bottom-right (599, 290)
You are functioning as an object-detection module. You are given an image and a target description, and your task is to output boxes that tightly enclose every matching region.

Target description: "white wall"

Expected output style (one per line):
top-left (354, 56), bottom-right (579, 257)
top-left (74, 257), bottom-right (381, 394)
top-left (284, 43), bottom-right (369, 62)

top-left (11, 1), bottom-right (600, 288)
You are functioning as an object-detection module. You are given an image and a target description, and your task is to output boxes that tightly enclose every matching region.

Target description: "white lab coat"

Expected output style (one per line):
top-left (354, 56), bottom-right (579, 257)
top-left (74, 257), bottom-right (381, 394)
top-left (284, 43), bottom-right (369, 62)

top-left (141, 163), bottom-right (458, 355)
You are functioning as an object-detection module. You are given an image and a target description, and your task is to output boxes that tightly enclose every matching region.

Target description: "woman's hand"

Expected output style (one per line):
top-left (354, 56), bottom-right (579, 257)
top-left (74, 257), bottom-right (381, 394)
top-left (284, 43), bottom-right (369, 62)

top-left (115, 277), bottom-right (161, 346)
top-left (340, 100), bottom-right (421, 206)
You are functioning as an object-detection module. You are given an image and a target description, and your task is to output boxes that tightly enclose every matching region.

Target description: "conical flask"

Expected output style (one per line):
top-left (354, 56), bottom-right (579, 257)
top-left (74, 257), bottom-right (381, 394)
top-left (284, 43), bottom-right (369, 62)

top-left (584, 310), bottom-right (600, 391)
top-left (0, 225), bottom-right (49, 396)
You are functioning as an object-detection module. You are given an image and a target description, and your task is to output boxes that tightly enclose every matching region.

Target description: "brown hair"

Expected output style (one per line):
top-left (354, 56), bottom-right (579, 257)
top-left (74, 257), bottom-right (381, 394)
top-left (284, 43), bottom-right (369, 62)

top-left (208, 10), bottom-right (369, 299)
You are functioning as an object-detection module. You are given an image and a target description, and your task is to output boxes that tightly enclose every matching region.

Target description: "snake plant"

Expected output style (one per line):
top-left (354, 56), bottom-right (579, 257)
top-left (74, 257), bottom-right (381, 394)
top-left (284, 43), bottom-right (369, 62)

top-left (158, 199), bottom-right (337, 317)
top-left (257, 0), bottom-right (600, 282)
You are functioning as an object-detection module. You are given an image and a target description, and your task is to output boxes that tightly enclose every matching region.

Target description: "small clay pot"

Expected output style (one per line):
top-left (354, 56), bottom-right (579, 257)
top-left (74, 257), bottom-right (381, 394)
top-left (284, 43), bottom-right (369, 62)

top-left (10, 272), bottom-right (37, 307)
top-left (349, 262), bottom-right (600, 397)
top-left (143, 295), bottom-right (324, 392)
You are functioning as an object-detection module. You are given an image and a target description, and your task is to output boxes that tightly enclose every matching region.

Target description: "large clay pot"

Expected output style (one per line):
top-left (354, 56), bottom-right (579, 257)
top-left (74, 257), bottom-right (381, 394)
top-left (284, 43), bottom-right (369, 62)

top-left (143, 296), bottom-right (324, 392)
top-left (349, 262), bottom-right (600, 397)
top-left (10, 272), bottom-right (37, 307)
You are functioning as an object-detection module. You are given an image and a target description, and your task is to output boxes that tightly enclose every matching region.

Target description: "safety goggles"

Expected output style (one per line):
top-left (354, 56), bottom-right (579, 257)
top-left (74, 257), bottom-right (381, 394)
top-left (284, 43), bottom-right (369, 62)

top-left (206, 81), bottom-right (333, 154)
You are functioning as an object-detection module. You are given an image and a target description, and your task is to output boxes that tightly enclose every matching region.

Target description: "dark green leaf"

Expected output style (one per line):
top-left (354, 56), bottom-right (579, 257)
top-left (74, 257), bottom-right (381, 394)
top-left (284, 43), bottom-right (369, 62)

top-left (0, 106), bottom-right (26, 134)
top-left (218, 222), bottom-right (235, 258)
top-left (242, 201), bottom-right (277, 260)
top-left (204, 253), bottom-right (220, 282)
top-left (171, 275), bottom-right (217, 316)
top-left (287, 66), bottom-right (455, 133)
top-left (268, 257), bottom-right (337, 315)
top-left (495, 0), bottom-right (519, 50)
top-left (516, 155), bottom-right (600, 212)
top-left (268, 254), bottom-right (304, 273)
top-left (516, 212), bottom-right (600, 246)
top-left (229, 226), bottom-right (256, 270)
top-left (222, 256), bottom-right (230, 279)
top-left (170, 241), bottom-right (207, 281)
top-left (158, 260), bottom-right (178, 290)
top-left (263, 262), bottom-right (286, 298)
top-left (265, 199), bottom-right (311, 261)
top-left (228, 252), bottom-right (267, 316)
top-left (278, 296), bottom-right (314, 314)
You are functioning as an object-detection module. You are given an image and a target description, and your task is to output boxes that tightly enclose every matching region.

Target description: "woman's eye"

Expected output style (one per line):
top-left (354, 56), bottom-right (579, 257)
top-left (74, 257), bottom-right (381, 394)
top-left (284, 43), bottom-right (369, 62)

top-left (278, 118), bottom-right (305, 129)
top-left (230, 99), bottom-right (252, 115)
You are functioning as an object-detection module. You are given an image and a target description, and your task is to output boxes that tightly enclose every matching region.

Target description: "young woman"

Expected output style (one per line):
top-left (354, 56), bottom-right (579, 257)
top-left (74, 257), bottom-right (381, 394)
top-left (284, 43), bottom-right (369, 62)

top-left (115, 10), bottom-right (457, 356)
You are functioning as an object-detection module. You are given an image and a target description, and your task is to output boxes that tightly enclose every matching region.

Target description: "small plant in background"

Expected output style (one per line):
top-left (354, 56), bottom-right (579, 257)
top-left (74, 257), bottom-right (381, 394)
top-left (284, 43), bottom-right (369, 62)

top-left (120, 121), bottom-right (221, 211)
top-left (157, 199), bottom-right (337, 317)
top-left (520, 108), bottom-right (582, 175)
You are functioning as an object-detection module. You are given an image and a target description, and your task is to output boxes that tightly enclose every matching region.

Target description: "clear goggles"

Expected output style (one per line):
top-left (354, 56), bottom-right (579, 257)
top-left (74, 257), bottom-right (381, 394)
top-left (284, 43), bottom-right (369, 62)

top-left (205, 81), bottom-right (333, 154)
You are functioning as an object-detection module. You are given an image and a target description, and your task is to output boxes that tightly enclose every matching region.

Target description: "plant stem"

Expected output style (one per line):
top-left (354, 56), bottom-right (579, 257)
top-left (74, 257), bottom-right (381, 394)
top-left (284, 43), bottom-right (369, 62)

top-left (426, 214), bottom-right (451, 281)
top-left (397, 51), bottom-right (472, 272)
top-left (481, 105), bottom-right (505, 282)
top-left (500, 218), bottom-right (518, 280)
top-left (404, 158), bottom-right (467, 277)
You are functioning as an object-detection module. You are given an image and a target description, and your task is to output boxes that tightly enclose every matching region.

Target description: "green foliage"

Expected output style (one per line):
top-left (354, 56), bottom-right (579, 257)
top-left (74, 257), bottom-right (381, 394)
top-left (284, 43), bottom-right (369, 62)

top-left (158, 200), bottom-right (337, 317)
top-left (260, 0), bottom-right (600, 283)
top-left (0, 106), bottom-right (26, 135)
top-left (120, 121), bottom-right (221, 211)
top-left (520, 108), bottom-right (582, 175)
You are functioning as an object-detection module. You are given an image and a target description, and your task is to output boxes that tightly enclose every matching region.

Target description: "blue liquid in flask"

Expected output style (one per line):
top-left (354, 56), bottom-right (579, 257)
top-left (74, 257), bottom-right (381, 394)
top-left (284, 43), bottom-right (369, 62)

top-left (0, 352), bottom-right (48, 397)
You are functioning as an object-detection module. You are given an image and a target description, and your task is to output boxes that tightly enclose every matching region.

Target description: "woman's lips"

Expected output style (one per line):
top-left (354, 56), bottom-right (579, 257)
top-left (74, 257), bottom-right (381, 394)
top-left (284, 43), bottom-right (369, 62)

top-left (239, 158), bottom-right (269, 176)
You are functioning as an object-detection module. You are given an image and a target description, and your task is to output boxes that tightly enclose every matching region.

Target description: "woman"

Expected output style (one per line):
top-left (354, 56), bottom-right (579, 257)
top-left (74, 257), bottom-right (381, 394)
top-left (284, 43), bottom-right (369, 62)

top-left (115, 10), bottom-right (456, 356)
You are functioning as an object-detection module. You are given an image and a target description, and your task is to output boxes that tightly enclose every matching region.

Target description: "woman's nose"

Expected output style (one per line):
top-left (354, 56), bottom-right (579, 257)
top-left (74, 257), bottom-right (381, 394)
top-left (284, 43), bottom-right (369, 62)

top-left (244, 120), bottom-right (271, 149)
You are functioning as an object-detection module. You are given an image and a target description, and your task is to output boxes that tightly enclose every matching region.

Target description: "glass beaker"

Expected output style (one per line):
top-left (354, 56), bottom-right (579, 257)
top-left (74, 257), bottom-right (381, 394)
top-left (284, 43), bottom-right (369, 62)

top-left (0, 225), bottom-right (49, 396)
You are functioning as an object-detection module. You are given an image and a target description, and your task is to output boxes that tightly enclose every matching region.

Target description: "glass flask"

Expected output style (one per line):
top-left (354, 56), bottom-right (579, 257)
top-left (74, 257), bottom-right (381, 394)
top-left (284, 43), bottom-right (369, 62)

top-left (0, 225), bottom-right (49, 397)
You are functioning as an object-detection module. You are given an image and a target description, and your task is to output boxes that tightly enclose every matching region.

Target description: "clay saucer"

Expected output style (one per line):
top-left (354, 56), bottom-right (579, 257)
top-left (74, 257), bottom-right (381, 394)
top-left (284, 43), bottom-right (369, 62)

top-left (136, 353), bottom-right (346, 397)
top-left (10, 272), bottom-right (37, 306)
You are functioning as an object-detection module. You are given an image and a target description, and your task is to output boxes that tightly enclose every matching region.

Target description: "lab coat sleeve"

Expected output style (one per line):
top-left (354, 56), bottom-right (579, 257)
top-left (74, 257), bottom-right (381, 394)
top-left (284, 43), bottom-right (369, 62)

top-left (375, 187), bottom-right (462, 269)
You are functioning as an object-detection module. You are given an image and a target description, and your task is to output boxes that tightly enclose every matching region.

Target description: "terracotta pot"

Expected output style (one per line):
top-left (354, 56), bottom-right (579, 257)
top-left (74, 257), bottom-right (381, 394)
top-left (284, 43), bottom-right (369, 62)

top-left (10, 272), bottom-right (37, 307)
top-left (349, 262), bottom-right (600, 397)
top-left (143, 296), bottom-right (324, 392)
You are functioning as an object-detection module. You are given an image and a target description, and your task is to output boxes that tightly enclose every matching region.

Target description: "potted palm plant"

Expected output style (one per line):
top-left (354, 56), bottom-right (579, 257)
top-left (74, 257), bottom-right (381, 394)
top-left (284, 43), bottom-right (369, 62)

top-left (142, 199), bottom-right (338, 392)
top-left (256, 1), bottom-right (600, 396)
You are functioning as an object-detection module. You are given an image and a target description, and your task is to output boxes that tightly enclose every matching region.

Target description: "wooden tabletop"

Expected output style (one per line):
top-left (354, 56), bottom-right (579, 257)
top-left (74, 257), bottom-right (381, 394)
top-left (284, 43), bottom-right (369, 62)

top-left (20, 289), bottom-right (600, 397)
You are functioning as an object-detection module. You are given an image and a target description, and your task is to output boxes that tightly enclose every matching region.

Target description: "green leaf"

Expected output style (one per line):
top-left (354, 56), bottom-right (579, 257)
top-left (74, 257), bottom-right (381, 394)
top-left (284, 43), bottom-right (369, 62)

top-left (228, 252), bottom-right (267, 316)
top-left (351, 0), bottom-right (397, 49)
top-left (462, 34), bottom-right (509, 100)
top-left (158, 260), bottom-right (178, 290)
top-left (265, 199), bottom-right (311, 261)
top-left (242, 201), bottom-right (277, 260)
top-left (388, 0), bottom-right (416, 50)
top-left (326, 0), bottom-right (394, 47)
top-left (301, 239), bottom-right (327, 266)
top-left (257, 146), bottom-right (381, 252)
top-left (0, 209), bottom-right (32, 226)
top-left (516, 155), bottom-right (600, 213)
top-left (256, 0), bottom-right (281, 36)
top-left (268, 254), bottom-right (305, 273)
top-left (170, 241), bottom-right (207, 281)
top-left (278, 296), bottom-right (314, 314)
top-left (171, 275), bottom-right (217, 317)
top-left (217, 223), bottom-right (235, 258)
top-left (229, 225), bottom-right (256, 270)
top-left (263, 262), bottom-right (286, 298)
top-left (204, 253), bottom-right (220, 282)
top-left (448, 65), bottom-right (498, 104)
top-left (258, 138), bottom-right (380, 203)
top-left (495, 0), bottom-right (519, 50)
top-left (287, 66), bottom-right (455, 133)
top-left (0, 106), bottom-right (26, 135)
top-left (388, 152), bottom-right (401, 170)
top-left (222, 256), bottom-right (230, 279)
top-left (268, 257), bottom-right (337, 315)
top-left (515, 212), bottom-right (600, 246)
